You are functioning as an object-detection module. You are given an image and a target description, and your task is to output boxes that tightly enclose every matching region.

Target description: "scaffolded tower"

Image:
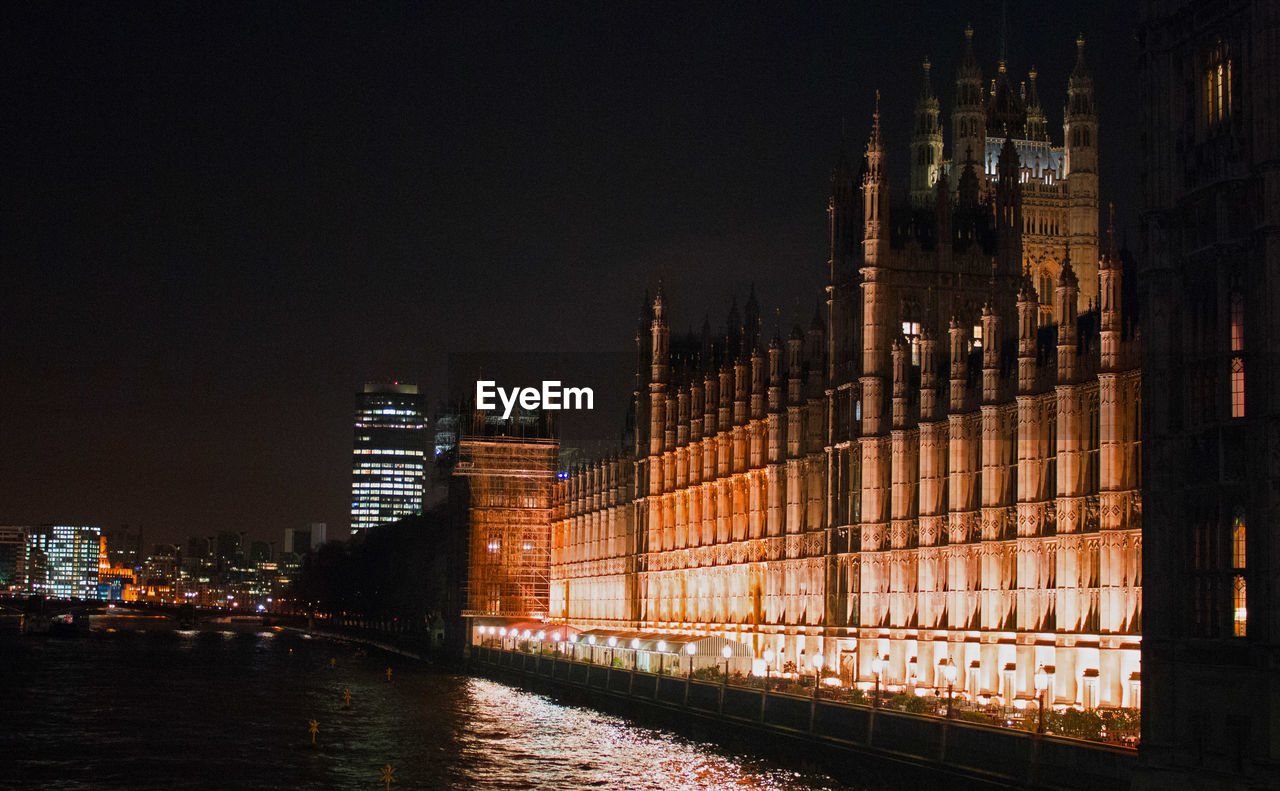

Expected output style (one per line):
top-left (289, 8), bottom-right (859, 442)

top-left (456, 411), bottom-right (559, 618)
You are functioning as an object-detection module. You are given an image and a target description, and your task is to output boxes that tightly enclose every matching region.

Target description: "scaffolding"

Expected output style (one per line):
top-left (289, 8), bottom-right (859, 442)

top-left (455, 414), bottom-right (559, 619)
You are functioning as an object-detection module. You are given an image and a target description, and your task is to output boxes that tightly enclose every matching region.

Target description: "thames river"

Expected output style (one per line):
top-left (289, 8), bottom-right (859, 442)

top-left (0, 622), bottom-right (853, 790)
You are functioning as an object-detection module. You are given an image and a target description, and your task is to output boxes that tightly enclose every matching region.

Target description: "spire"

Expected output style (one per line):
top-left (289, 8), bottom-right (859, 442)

top-left (1068, 34), bottom-right (1094, 116)
top-left (959, 25), bottom-right (980, 79)
top-left (912, 59), bottom-right (943, 210)
top-left (1000, 0), bottom-right (1009, 65)
top-left (653, 280), bottom-right (666, 319)
top-left (869, 89), bottom-right (882, 151)
top-left (1025, 66), bottom-right (1048, 141)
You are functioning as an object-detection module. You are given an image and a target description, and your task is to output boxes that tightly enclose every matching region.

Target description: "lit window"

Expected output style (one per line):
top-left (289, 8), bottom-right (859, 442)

top-left (1232, 358), bottom-right (1245, 418)
top-left (1206, 45), bottom-right (1232, 125)
top-left (1233, 576), bottom-right (1247, 637)
top-left (972, 324), bottom-right (983, 349)
top-left (1233, 513), bottom-right (1246, 569)
top-left (901, 321), bottom-right (921, 366)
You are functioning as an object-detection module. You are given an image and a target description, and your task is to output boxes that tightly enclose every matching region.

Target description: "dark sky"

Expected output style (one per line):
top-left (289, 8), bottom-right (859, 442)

top-left (1, 2), bottom-right (1138, 546)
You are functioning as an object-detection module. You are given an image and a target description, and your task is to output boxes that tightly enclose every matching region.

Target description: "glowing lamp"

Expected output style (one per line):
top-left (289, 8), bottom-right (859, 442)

top-left (721, 644), bottom-right (733, 659)
top-left (812, 654), bottom-right (825, 671)
top-left (1035, 665), bottom-right (1050, 693)
top-left (607, 636), bottom-right (618, 648)
top-left (587, 635), bottom-right (596, 645)
top-left (631, 638), bottom-right (640, 650)
top-left (762, 648), bottom-right (775, 664)
top-left (657, 640), bottom-right (667, 652)
top-left (551, 631), bottom-right (561, 642)
top-left (685, 643), bottom-right (696, 656)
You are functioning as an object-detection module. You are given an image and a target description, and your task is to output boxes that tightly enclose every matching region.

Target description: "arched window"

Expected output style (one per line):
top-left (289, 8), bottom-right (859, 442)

top-left (1206, 42), bottom-right (1233, 125)
top-left (1039, 272), bottom-right (1054, 306)
top-left (1231, 291), bottom-right (1245, 417)
top-left (1233, 511), bottom-right (1246, 637)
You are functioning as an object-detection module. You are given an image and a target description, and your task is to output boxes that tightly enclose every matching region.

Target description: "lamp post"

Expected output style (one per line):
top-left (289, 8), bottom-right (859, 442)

top-left (812, 654), bottom-right (825, 700)
top-left (608, 635), bottom-right (618, 667)
top-left (551, 631), bottom-right (561, 657)
top-left (762, 648), bottom-right (775, 692)
top-left (657, 640), bottom-right (667, 675)
top-left (1034, 664), bottom-right (1049, 734)
top-left (631, 638), bottom-right (641, 670)
top-left (721, 644), bottom-right (732, 684)
top-left (871, 654), bottom-right (885, 708)
top-left (587, 634), bottom-right (597, 664)
top-left (942, 659), bottom-right (958, 719)
top-left (685, 642), bottom-right (695, 676)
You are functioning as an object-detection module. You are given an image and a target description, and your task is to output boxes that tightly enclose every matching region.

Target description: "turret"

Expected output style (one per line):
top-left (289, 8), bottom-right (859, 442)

top-left (949, 316), bottom-right (968, 412)
top-left (1017, 271), bottom-right (1039, 393)
top-left (981, 301), bottom-right (1001, 403)
top-left (920, 328), bottom-right (940, 420)
top-left (995, 136), bottom-right (1023, 280)
top-left (891, 338), bottom-right (908, 429)
top-left (767, 333), bottom-right (783, 412)
top-left (750, 344), bottom-right (765, 419)
top-left (1056, 260), bottom-right (1080, 382)
top-left (910, 58), bottom-right (944, 210)
top-left (953, 26), bottom-right (985, 172)
top-left (1025, 67), bottom-right (1049, 142)
top-left (862, 91), bottom-right (889, 268)
top-left (1099, 207), bottom-right (1123, 371)
top-left (1065, 35), bottom-right (1099, 308)
top-left (648, 286), bottom-right (670, 457)
top-left (987, 60), bottom-right (1026, 139)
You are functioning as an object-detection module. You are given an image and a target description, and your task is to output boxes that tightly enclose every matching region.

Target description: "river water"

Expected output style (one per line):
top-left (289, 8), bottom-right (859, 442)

top-left (1, 622), bottom-right (854, 790)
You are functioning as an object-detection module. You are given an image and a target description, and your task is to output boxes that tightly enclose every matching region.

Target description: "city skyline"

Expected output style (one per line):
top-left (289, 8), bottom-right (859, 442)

top-left (1, 3), bottom-right (1138, 545)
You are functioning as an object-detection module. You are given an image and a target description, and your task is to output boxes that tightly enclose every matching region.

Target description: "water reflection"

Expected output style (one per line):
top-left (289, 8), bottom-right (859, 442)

top-left (455, 679), bottom-right (845, 790)
top-left (0, 629), bottom-right (851, 791)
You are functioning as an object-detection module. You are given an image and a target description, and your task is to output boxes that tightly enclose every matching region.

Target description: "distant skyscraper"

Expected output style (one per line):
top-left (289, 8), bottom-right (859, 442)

top-left (24, 525), bottom-right (101, 599)
top-left (0, 526), bottom-right (27, 591)
top-left (350, 383), bottom-right (427, 532)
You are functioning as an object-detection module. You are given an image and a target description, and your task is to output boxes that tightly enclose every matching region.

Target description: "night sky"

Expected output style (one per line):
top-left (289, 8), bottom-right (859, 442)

top-left (1, 2), bottom-right (1138, 545)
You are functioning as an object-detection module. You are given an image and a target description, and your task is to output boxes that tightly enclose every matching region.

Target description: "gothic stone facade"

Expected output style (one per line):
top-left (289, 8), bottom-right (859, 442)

top-left (550, 32), bottom-right (1141, 711)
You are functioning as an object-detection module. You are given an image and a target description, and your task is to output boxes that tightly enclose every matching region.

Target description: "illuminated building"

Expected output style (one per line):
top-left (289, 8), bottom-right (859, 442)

top-left (550, 32), bottom-right (1142, 712)
top-left (456, 409), bottom-right (558, 618)
top-left (24, 525), bottom-right (102, 599)
top-left (350, 382), bottom-right (427, 532)
top-left (1136, 2), bottom-right (1279, 786)
top-left (0, 526), bottom-right (26, 591)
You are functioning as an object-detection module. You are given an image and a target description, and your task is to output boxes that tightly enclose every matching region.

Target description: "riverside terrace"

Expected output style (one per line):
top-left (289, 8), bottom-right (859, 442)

top-left (472, 626), bottom-right (1139, 747)
top-left (469, 630), bottom-right (1137, 790)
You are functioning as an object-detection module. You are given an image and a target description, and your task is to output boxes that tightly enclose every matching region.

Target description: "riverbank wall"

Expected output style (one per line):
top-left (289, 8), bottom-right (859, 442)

top-left (467, 644), bottom-right (1136, 791)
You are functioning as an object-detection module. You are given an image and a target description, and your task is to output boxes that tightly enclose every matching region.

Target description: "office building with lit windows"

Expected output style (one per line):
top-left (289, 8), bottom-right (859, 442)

top-left (24, 524), bottom-right (102, 599)
top-left (350, 383), bottom-right (427, 532)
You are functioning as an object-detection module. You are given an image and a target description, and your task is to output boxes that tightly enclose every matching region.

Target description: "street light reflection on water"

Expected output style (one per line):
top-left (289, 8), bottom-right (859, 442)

top-left (1, 628), bottom-right (852, 791)
top-left (459, 678), bottom-right (846, 790)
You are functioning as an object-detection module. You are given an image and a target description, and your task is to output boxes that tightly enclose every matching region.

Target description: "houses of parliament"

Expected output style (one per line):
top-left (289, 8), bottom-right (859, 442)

top-left (543, 29), bottom-right (1142, 711)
